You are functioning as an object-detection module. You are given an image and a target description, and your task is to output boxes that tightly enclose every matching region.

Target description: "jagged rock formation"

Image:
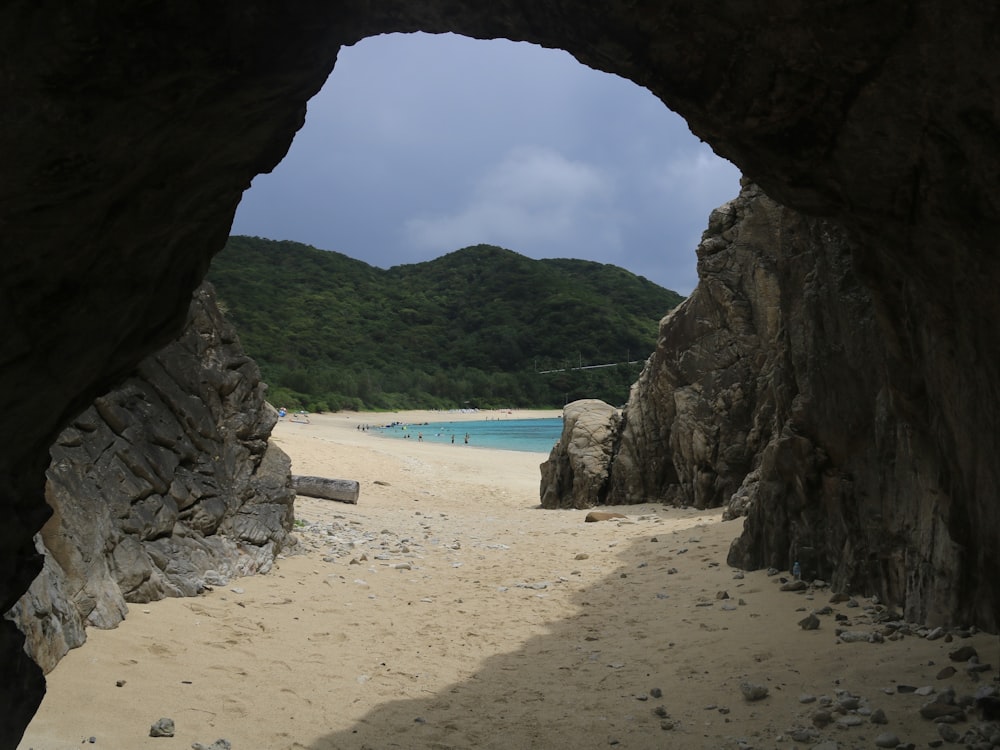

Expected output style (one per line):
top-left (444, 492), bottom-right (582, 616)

top-left (546, 179), bottom-right (993, 632)
top-left (6, 284), bottom-right (295, 674)
top-left (610, 183), bottom-right (897, 586)
top-left (3, 3), bottom-right (1000, 743)
top-left (539, 400), bottom-right (621, 509)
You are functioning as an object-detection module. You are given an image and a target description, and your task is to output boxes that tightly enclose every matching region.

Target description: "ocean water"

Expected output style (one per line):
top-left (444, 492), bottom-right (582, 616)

top-left (373, 417), bottom-right (563, 454)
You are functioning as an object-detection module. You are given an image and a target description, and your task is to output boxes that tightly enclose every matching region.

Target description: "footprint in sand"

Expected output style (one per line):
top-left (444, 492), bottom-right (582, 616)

top-left (147, 642), bottom-right (174, 657)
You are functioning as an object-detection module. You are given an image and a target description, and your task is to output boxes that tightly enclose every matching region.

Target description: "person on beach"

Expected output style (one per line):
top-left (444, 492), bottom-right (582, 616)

top-left (464, 433), bottom-right (470, 444)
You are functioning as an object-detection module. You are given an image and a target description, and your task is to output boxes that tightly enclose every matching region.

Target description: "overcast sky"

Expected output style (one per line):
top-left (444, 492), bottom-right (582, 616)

top-left (231, 32), bottom-right (741, 295)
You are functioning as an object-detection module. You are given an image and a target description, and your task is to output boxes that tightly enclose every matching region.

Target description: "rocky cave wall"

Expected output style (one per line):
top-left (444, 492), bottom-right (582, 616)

top-left (544, 177), bottom-right (997, 630)
top-left (3, 1), bottom-right (1000, 744)
top-left (5, 283), bottom-right (295, 674)
top-left (604, 180), bottom-right (974, 628)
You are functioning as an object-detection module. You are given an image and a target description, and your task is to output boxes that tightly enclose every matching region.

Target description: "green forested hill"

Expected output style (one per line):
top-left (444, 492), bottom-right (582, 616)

top-left (207, 236), bottom-right (684, 411)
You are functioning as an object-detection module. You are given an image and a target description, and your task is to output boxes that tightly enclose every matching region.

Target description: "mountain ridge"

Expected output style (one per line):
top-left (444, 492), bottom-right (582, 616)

top-left (208, 236), bottom-right (684, 410)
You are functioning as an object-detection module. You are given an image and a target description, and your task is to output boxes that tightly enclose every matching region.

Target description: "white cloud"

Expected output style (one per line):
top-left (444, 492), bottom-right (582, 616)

top-left (404, 145), bottom-right (621, 255)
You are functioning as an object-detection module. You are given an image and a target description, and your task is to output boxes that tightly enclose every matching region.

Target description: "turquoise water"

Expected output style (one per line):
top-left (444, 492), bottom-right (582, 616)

top-left (373, 417), bottom-right (563, 454)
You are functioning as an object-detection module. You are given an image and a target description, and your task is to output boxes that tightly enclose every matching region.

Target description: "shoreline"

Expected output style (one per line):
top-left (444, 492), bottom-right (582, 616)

top-left (17, 412), bottom-right (999, 749)
top-left (341, 408), bottom-right (564, 454)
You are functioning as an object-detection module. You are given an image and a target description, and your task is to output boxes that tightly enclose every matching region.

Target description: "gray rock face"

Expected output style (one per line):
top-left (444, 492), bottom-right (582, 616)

top-left (539, 400), bottom-right (621, 509)
top-left (629, 186), bottom-right (797, 510)
top-left (5, 284), bottom-right (294, 673)
top-left (605, 180), bottom-right (985, 630)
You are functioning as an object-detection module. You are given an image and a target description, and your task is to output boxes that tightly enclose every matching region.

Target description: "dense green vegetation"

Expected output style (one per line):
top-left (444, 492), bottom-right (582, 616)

top-left (208, 236), bottom-right (684, 411)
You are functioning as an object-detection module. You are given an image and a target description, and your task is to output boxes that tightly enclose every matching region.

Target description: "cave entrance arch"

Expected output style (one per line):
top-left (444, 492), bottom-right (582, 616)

top-left (4, 4), bottom-right (1000, 746)
top-left (231, 31), bottom-right (740, 296)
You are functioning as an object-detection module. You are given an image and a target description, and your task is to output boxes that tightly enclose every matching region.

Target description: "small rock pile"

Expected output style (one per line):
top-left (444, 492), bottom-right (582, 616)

top-left (760, 567), bottom-right (1000, 748)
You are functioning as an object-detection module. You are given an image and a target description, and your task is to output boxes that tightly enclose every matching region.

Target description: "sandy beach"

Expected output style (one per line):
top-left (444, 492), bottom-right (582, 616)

top-left (17, 410), bottom-right (998, 750)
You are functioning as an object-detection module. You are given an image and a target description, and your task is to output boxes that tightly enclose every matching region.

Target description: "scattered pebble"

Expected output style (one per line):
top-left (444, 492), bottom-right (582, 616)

top-left (148, 718), bottom-right (175, 738)
top-left (938, 723), bottom-right (961, 742)
top-left (949, 645), bottom-right (978, 661)
top-left (798, 613), bottom-right (820, 630)
top-left (740, 681), bottom-right (769, 702)
top-left (192, 741), bottom-right (231, 750)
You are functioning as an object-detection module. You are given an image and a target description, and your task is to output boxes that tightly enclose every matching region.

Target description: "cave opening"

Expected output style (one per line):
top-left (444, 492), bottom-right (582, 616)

top-left (7, 4), bottom-right (1000, 746)
top-left (230, 32), bottom-right (741, 297)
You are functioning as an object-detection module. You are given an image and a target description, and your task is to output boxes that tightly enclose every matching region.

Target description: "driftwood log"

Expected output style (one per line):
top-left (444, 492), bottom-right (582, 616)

top-left (291, 476), bottom-right (360, 505)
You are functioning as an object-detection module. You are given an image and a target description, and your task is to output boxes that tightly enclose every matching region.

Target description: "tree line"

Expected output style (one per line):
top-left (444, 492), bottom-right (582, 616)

top-left (208, 236), bottom-right (684, 412)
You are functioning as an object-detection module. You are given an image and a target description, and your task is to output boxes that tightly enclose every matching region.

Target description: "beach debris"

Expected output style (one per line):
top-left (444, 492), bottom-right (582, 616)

top-left (149, 717), bottom-right (175, 738)
top-left (836, 629), bottom-right (883, 643)
top-left (584, 512), bottom-right (628, 523)
top-left (292, 475), bottom-right (360, 504)
top-left (192, 741), bottom-right (231, 750)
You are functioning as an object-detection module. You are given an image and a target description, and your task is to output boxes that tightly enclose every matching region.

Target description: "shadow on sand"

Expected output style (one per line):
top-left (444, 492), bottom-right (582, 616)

top-left (302, 515), bottom-right (787, 750)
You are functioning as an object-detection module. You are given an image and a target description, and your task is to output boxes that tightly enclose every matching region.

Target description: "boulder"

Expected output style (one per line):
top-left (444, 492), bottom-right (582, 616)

top-left (539, 400), bottom-right (621, 509)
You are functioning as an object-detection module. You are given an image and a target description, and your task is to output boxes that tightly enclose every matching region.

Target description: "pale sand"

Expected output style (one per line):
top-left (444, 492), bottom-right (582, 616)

top-left (18, 411), bottom-right (998, 749)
